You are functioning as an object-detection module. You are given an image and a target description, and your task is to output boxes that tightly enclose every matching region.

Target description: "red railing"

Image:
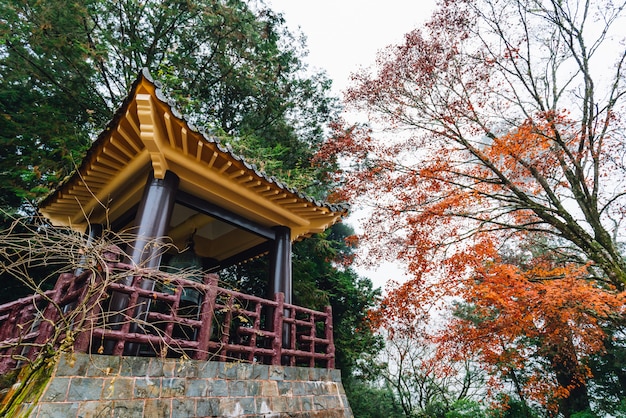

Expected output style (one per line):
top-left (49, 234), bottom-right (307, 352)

top-left (0, 259), bottom-right (334, 374)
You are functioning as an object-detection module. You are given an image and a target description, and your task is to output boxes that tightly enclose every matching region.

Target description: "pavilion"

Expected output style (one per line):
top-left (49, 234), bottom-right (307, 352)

top-left (37, 68), bottom-right (348, 304)
top-left (0, 71), bottom-right (355, 418)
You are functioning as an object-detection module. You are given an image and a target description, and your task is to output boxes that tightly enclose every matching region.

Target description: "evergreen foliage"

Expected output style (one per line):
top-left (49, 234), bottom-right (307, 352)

top-left (0, 0), bottom-right (338, 219)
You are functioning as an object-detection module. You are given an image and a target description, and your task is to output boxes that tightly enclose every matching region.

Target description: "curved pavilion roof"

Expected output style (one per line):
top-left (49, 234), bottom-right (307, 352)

top-left (38, 69), bottom-right (348, 262)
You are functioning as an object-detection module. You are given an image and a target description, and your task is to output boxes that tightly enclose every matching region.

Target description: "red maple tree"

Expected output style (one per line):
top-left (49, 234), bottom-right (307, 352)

top-left (318, 0), bottom-right (626, 415)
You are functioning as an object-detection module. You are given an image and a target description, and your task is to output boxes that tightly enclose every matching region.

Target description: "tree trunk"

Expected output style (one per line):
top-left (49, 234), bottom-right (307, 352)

top-left (555, 371), bottom-right (590, 418)
top-left (543, 319), bottom-right (591, 417)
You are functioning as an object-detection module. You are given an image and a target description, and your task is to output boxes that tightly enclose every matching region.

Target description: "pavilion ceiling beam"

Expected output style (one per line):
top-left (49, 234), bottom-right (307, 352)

top-left (210, 241), bottom-right (272, 271)
top-left (168, 212), bottom-right (215, 243)
top-left (177, 191), bottom-right (276, 241)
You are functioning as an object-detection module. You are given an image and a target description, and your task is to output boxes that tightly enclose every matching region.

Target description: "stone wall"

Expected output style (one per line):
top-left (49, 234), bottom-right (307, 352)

top-left (19, 354), bottom-right (353, 417)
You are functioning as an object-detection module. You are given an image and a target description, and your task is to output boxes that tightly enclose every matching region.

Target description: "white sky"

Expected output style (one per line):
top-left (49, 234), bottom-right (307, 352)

top-left (267, 1), bottom-right (438, 289)
top-left (268, 0), bottom-right (437, 94)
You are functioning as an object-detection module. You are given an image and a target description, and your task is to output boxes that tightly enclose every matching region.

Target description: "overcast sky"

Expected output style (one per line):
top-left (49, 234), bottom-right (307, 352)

top-left (268, 1), bottom-right (437, 94)
top-left (266, 1), bottom-right (438, 288)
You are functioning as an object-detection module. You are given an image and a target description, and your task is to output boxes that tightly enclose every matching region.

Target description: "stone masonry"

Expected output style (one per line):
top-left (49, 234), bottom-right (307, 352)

top-left (19, 354), bottom-right (353, 417)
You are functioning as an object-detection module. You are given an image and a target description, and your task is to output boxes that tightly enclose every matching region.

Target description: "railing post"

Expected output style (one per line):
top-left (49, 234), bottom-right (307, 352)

top-left (112, 274), bottom-right (143, 356)
top-left (325, 305), bottom-right (335, 369)
top-left (195, 274), bottom-right (218, 361)
top-left (74, 271), bottom-right (106, 353)
top-left (247, 302), bottom-right (263, 363)
top-left (272, 293), bottom-right (284, 366)
top-left (32, 273), bottom-right (74, 350)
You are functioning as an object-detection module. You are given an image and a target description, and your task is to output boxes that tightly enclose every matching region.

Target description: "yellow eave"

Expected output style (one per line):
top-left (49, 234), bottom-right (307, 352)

top-left (38, 70), bottom-right (348, 242)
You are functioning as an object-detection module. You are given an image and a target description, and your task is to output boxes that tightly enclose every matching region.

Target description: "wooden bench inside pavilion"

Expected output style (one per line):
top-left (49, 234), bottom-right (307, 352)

top-left (0, 69), bottom-right (348, 373)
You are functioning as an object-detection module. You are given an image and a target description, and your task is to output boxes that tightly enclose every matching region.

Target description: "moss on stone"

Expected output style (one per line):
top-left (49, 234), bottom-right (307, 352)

top-left (0, 358), bottom-right (56, 417)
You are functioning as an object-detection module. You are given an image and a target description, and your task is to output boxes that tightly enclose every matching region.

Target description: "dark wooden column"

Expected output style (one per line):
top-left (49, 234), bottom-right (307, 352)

top-left (128, 170), bottom-right (179, 273)
top-left (87, 223), bottom-right (104, 240)
top-left (270, 226), bottom-right (292, 303)
top-left (270, 226), bottom-right (292, 351)
top-left (106, 170), bottom-right (179, 355)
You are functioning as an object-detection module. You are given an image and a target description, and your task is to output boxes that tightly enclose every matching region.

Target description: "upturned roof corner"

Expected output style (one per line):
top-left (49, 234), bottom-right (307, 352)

top-left (38, 69), bottom-right (349, 261)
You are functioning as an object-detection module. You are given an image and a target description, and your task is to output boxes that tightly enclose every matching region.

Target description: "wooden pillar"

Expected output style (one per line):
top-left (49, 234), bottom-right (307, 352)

top-left (105, 170), bottom-right (178, 355)
top-left (128, 170), bottom-right (179, 273)
top-left (270, 226), bottom-right (292, 303)
top-left (87, 223), bottom-right (104, 240)
top-left (270, 226), bottom-right (292, 352)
